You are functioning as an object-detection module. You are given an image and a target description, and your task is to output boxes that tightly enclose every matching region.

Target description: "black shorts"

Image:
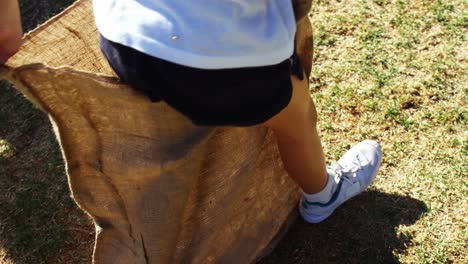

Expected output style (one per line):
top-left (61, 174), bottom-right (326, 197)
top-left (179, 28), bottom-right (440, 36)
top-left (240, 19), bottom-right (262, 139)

top-left (99, 34), bottom-right (303, 126)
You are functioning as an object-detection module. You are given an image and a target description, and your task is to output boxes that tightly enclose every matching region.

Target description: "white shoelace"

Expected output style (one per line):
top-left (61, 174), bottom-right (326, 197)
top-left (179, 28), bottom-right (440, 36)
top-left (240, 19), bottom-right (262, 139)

top-left (329, 155), bottom-right (363, 185)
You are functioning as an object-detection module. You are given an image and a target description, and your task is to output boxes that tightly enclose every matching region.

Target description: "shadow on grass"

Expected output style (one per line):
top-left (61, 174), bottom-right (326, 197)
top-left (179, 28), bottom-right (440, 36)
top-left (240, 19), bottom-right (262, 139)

top-left (0, 82), bottom-right (94, 263)
top-left (259, 190), bottom-right (428, 264)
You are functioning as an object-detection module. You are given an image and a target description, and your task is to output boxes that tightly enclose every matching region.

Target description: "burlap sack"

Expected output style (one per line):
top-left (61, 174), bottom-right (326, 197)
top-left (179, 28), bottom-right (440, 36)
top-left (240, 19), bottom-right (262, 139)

top-left (1, 0), bottom-right (313, 263)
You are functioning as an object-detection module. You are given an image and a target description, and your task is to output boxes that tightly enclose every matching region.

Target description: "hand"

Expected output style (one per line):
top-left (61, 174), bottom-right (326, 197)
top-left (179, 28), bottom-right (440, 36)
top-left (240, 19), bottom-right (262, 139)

top-left (0, 0), bottom-right (23, 65)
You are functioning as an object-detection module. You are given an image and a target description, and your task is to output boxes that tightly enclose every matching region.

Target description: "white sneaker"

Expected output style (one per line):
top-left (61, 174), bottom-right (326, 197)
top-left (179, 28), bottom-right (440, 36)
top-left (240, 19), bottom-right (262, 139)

top-left (300, 140), bottom-right (382, 223)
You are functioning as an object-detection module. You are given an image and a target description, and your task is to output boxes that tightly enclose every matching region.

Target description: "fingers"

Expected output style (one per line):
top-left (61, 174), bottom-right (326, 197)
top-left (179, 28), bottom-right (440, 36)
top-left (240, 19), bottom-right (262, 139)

top-left (0, 1), bottom-right (23, 65)
top-left (0, 30), bottom-right (11, 41)
top-left (0, 30), bottom-right (10, 64)
top-left (0, 29), bottom-right (21, 65)
top-left (0, 55), bottom-right (9, 65)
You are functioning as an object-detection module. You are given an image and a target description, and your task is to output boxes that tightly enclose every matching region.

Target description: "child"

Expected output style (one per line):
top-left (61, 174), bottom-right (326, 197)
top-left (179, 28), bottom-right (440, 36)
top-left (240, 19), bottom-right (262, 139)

top-left (0, 0), bottom-right (381, 224)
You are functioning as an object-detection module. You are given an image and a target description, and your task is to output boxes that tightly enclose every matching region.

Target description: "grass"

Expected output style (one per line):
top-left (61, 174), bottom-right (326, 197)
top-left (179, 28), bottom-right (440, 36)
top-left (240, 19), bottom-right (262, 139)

top-left (0, 0), bottom-right (467, 263)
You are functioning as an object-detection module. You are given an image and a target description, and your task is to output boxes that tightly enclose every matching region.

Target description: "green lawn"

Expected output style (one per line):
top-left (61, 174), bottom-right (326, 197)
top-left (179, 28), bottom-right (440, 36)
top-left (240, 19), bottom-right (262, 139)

top-left (0, 0), bottom-right (466, 263)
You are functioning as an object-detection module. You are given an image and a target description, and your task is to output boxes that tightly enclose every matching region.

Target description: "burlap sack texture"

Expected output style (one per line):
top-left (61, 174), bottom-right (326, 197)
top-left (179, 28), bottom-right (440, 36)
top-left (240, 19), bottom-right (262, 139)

top-left (1, 0), bottom-right (313, 263)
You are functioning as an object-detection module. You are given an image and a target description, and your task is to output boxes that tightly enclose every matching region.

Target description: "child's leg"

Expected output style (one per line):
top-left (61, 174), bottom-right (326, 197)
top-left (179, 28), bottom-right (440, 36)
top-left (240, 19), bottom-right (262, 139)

top-left (263, 74), bottom-right (328, 194)
top-left (264, 72), bottom-right (382, 223)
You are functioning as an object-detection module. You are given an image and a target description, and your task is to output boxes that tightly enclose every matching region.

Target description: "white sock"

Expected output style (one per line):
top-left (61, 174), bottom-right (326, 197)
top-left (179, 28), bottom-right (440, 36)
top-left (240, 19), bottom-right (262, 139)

top-left (302, 171), bottom-right (337, 204)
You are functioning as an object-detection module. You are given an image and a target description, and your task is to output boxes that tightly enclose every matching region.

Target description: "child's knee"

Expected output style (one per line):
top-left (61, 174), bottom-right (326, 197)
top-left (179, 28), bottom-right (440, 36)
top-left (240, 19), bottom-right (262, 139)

top-left (263, 75), bottom-right (317, 131)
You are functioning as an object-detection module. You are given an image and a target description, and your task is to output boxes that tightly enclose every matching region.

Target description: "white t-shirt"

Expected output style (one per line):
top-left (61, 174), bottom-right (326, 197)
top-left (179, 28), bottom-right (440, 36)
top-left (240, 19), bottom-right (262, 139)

top-left (93, 0), bottom-right (296, 69)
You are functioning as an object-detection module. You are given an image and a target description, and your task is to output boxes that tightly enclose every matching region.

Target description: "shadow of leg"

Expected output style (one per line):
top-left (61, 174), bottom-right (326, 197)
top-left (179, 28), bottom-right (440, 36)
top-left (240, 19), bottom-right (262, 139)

top-left (259, 190), bottom-right (428, 264)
